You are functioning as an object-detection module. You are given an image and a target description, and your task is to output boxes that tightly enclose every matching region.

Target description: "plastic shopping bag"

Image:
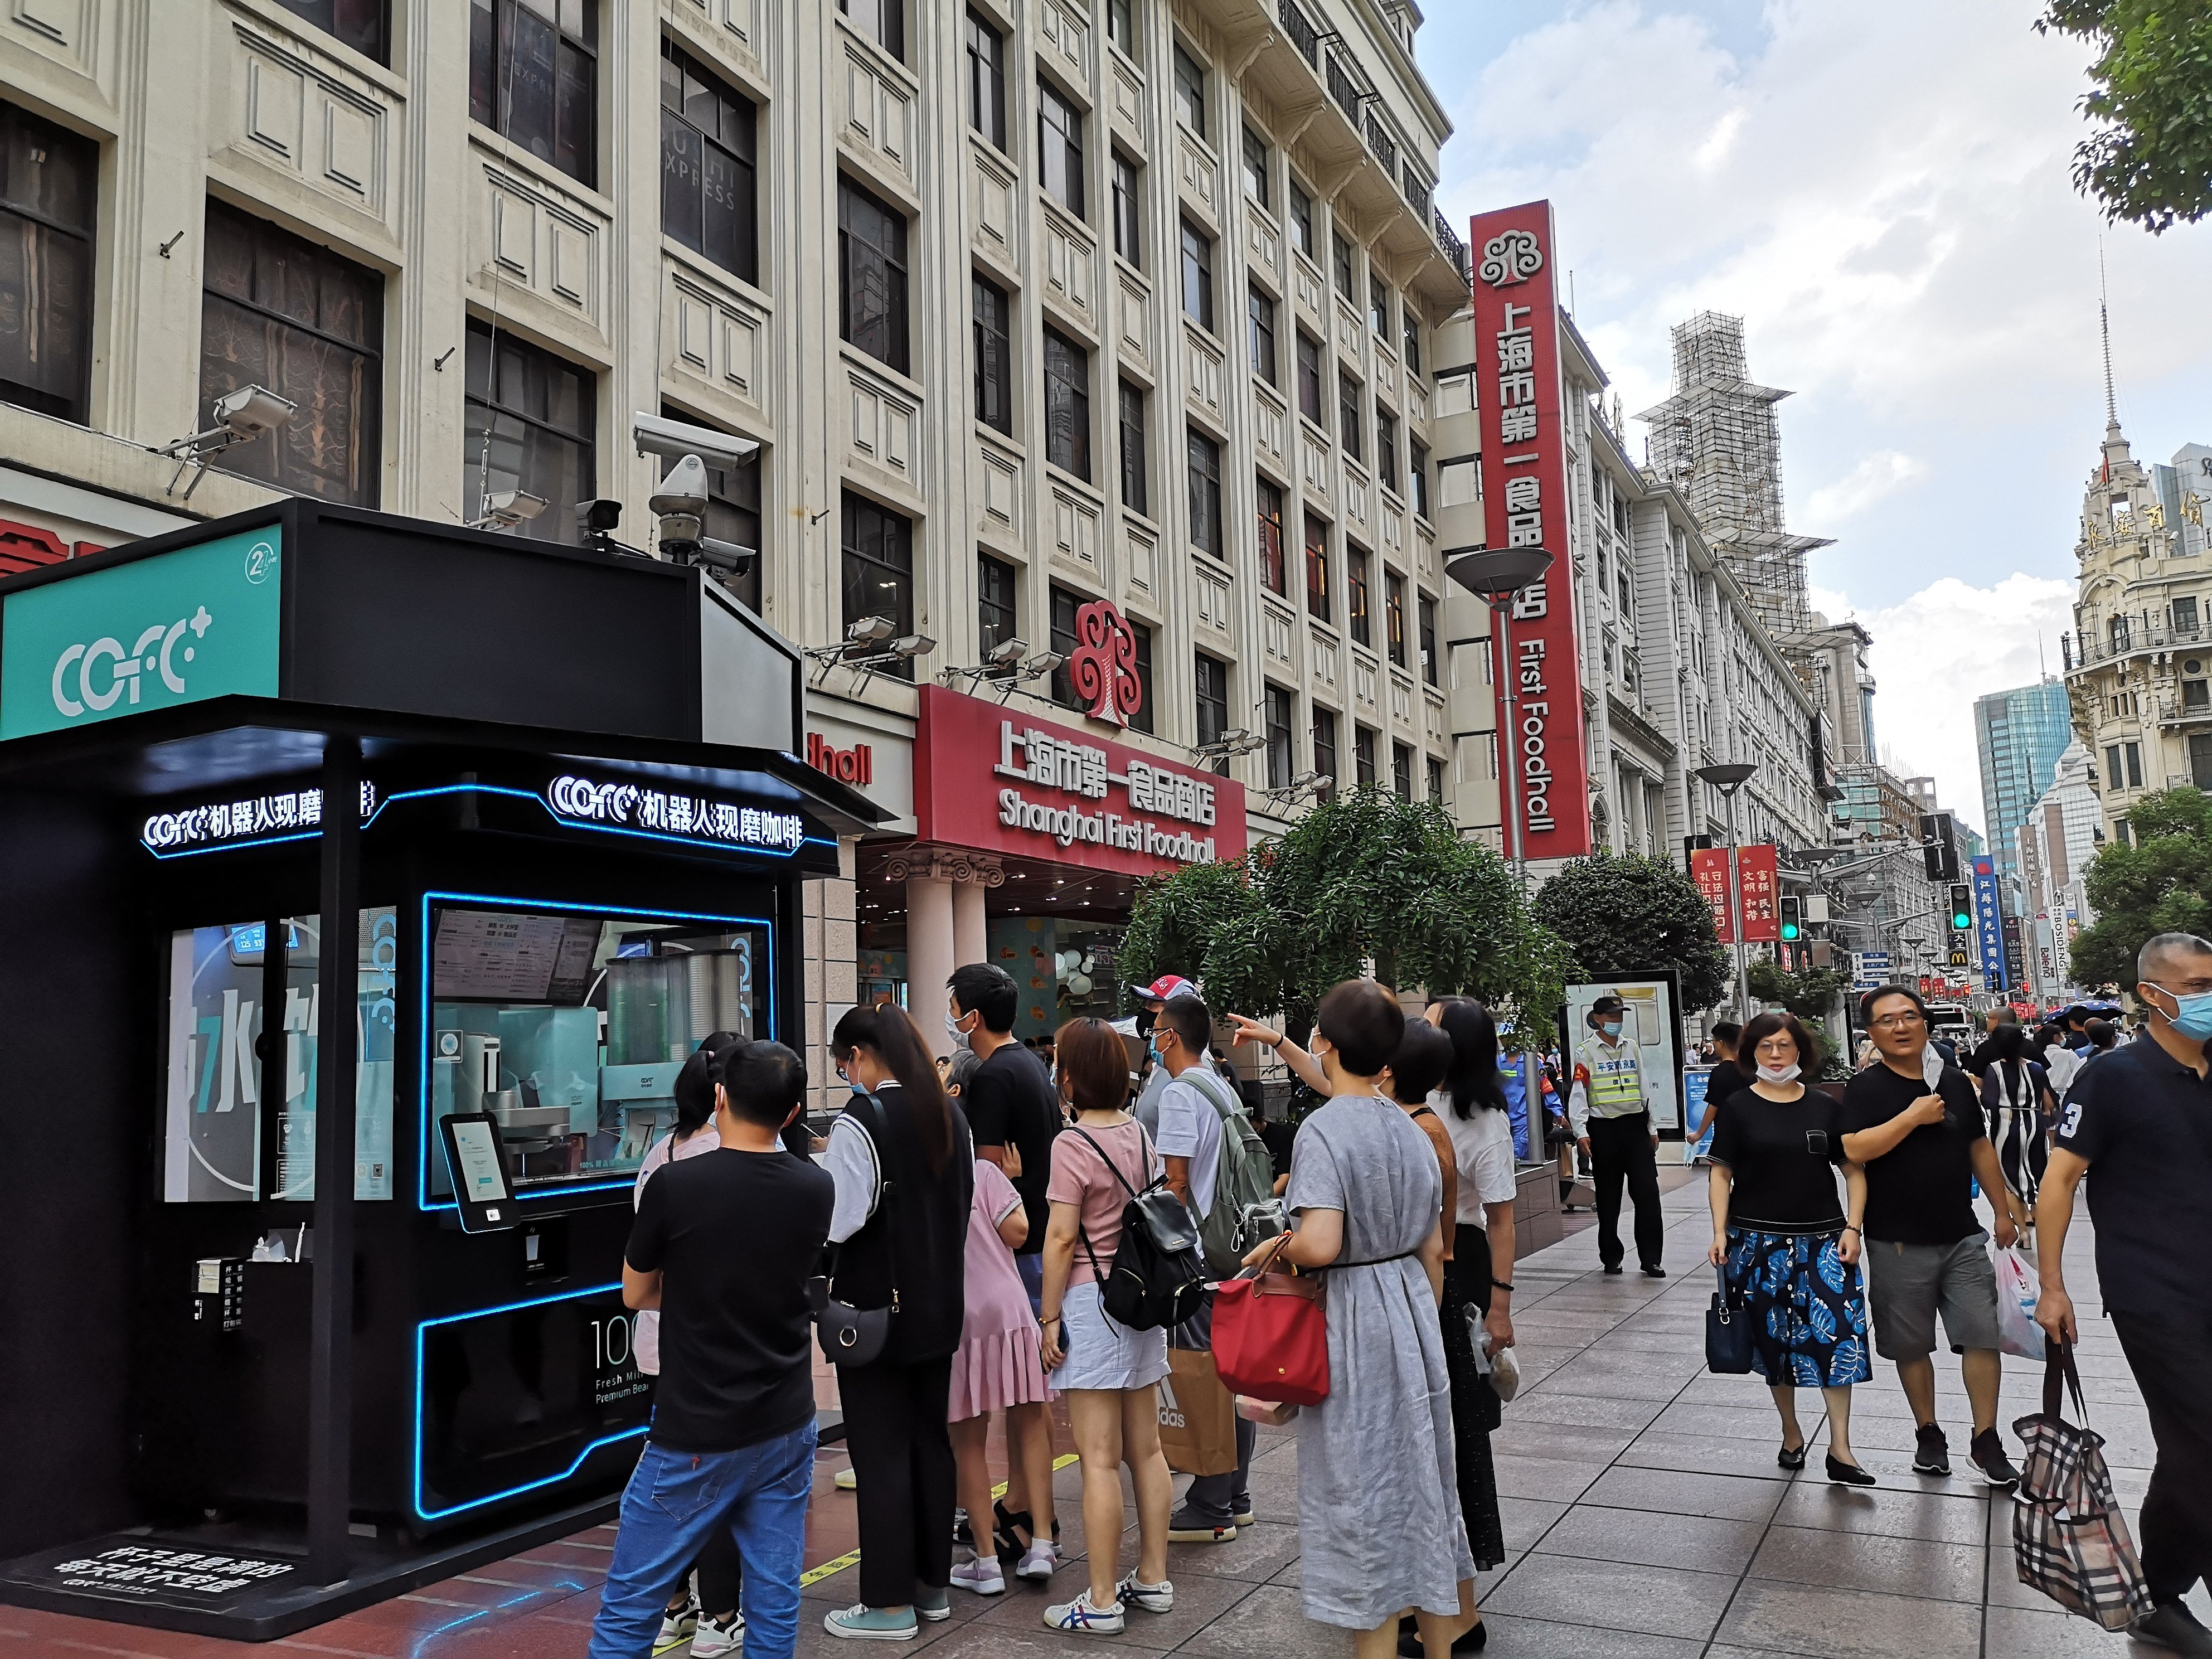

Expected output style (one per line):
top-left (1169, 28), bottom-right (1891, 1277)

top-left (1995, 1245), bottom-right (2045, 1361)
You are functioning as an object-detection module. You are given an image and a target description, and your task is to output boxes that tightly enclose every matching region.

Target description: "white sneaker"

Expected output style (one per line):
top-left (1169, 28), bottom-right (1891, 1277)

top-left (1042, 1591), bottom-right (1124, 1634)
top-left (690, 1610), bottom-right (744, 1657)
top-left (654, 1597), bottom-right (700, 1656)
top-left (1114, 1570), bottom-right (1174, 1614)
top-left (1016, 1540), bottom-right (1059, 1582)
top-left (950, 1554), bottom-right (1005, 1595)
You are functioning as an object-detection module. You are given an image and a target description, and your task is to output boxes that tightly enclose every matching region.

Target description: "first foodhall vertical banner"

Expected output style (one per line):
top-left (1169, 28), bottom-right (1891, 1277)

top-left (1471, 201), bottom-right (1593, 858)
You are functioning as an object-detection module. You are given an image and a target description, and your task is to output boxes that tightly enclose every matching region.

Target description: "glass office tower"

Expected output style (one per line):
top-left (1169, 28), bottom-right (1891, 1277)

top-left (1976, 680), bottom-right (2077, 895)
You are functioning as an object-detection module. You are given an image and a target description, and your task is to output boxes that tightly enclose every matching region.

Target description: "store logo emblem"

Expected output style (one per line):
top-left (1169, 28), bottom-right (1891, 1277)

top-left (51, 606), bottom-right (214, 718)
top-left (1068, 599), bottom-right (1143, 729)
top-left (1477, 228), bottom-right (1543, 288)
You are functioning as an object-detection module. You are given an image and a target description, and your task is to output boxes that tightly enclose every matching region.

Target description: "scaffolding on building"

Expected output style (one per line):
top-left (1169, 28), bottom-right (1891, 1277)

top-left (1638, 311), bottom-right (1832, 641)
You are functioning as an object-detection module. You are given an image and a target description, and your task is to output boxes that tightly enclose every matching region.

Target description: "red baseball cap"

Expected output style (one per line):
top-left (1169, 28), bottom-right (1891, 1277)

top-left (1129, 973), bottom-right (1199, 1003)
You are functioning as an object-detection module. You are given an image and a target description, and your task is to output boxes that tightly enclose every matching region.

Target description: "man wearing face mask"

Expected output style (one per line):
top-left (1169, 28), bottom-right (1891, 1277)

top-left (2036, 934), bottom-right (2212, 1657)
top-left (947, 964), bottom-right (1059, 1311)
top-left (1568, 995), bottom-right (1666, 1277)
top-left (1128, 974), bottom-right (1204, 1138)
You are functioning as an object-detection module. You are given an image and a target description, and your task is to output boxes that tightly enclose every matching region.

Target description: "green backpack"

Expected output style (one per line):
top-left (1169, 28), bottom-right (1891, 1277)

top-left (1181, 1068), bottom-right (1285, 1277)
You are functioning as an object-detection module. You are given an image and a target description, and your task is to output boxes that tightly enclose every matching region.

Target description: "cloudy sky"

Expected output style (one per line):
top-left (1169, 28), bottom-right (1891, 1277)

top-left (1416, 0), bottom-right (2212, 834)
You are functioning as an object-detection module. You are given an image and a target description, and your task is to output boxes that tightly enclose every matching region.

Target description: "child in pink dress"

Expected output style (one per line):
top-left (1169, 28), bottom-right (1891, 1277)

top-left (948, 1154), bottom-right (1059, 1594)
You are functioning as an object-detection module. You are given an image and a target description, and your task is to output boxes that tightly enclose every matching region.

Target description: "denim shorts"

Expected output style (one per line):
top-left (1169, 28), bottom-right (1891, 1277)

top-left (1862, 1233), bottom-right (2000, 1359)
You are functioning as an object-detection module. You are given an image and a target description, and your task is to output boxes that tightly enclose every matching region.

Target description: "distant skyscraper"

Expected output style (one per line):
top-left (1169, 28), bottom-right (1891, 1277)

top-left (1976, 680), bottom-right (2076, 894)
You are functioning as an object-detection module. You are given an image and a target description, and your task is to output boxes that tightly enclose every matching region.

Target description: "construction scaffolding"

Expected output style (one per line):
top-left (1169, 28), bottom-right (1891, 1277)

top-left (1638, 311), bottom-right (1832, 639)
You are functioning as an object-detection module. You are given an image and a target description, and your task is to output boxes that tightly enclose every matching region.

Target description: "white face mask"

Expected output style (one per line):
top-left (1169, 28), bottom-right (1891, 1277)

top-left (1920, 1044), bottom-right (1946, 1088)
top-left (1755, 1061), bottom-right (1801, 1085)
top-left (945, 1009), bottom-right (974, 1050)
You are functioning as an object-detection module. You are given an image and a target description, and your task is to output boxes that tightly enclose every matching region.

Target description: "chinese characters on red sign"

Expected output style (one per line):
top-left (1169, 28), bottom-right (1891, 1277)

top-left (1687, 843), bottom-right (1779, 943)
top-left (1471, 201), bottom-right (1593, 858)
top-left (1689, 848), bottom-right (1733, 940)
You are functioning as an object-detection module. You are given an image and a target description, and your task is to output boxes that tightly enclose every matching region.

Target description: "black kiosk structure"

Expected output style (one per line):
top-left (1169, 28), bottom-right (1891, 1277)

top-left (0, 503), bottom-right (882, 1638)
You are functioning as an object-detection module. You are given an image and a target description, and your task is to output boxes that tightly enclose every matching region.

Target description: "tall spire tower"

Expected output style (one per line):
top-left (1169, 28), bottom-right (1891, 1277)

top-left (2099, 239), bottom-right (2118, 429)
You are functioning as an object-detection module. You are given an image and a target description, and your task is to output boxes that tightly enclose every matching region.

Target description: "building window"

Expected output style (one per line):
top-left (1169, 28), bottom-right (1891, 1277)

top-left (839, 177), bottom-right (909, 375)
top-left (2175, 595), bottom-right (2201, 636)
top-left (1313, 707), bottom-right (1338, 785)
top-left (1288, 175), bottom-right (1315, 260)
top-left (1338, 373), bottom-right (1362, 463)
top-left (1392, 743), bottom-right (1413, 802)
top-left (0, 101), bottom-right (96, 425)
top-left (1129, 619), bottom-right (1156, 733)
top-left (966, 11), bottom-right (1006, 151)
top-left (1042, 327), bottom-right (1091, 481)
top-left (1180, 219), bottom-right (1214, 332)
top-left (664, 402), bottom-right (763, 612)
top-left (1039, 79), bottom-right (1085, 217)
top-left (841, 491), bottom-right (914, 676)
top-left (1049, 584), bottom-right (1085, 711)
top-left (1172, 43), bottom-right (1206, 138)
top-left (2186, 679), bottom-right (2210, 711)
top-left (464, 319), bottom-right (592, 542)
top-left (203, 202), bottom-right (383, 506)
top-left (973, 274), bottom-right (1012, 434)
top-left (1386, 572), bottom-right (1407, 667)
top-left (469, 0), bottom-right (596, 186)
top-left (1369, 269), bottom-right (1390, 338)
top-left (1265, 684), bottom-right (1295, 789)
top-left (978, 551), bottom-right (1018, 654)
top-left (2126, 740), bottom-right (2143, 788)
top-left (1247, 286), bottom-right (1277, 386)
top-left (1241, 125), bottom-right (1270, 209)
top-left (1108, 0), bottom-right (1138, 59)
top-left (1376, 408), bottom-right (1398, 492)
top-left (1403, 307), bottom-right (1422, 375)
top-left (661, 40), bottom-right (758, 285)
top-left (1187, 428), bottom-right (1223, 557)
top-left (1303, 513), bottom-right (1332, 624)
top-left (2109, 614), bottom-right (2132, 653)
top-left (1347, 544), bottom-right (1371, 647)
top-left (1112, 152), bottom-right (1141, 266)
top-left (1419, 595), bottom-right (1437, 686)
top-left (1296, 330), bottom-right (1323, 427)
top-left (1195, 652), bottom-right (1230, 774)
top-left (1409, 438), bottom-right (1430, 518)
top-left (1355, 725), bottom-right (1377, 788)
top-left (2105, 744), bottom-right (2123, 788)
top-left (1118, 380), bottom-right (1148, 515)
top-left (1332, 231), bottom-right (1354, 297)
top-left (278, 0), bottom-right (388, 62)
top-left (841, 0), bottom-right (903, 61)
top-left (1426, 756), bottom-right (1444, 806)
top-left (2193, 733), bottom-right (2212, 790)
top-left (1257, 478), bottom-right (1286, 595)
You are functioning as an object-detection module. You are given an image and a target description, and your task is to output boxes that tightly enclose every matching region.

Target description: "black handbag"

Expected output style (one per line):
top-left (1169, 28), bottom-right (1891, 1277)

top-left (812, 1092), bottom-right (899, 1367)
top-left (1705, 1262), bottom-right (1755, 1374)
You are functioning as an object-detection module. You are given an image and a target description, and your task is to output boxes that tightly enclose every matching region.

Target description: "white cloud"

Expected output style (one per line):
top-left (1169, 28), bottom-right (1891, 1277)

top-left (1804, 450), bottom-right (1928, 525)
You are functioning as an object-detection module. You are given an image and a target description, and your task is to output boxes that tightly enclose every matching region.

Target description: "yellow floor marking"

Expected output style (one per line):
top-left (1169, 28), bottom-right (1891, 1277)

top-left (800, 1453), bottom-right (1079, 1587)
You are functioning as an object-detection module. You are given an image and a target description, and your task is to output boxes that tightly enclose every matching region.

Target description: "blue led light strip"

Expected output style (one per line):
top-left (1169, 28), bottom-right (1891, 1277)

top-left (416, 890), bottom-right (777, 1214)
top-left (411, 1282), bottom-right (647, 1522)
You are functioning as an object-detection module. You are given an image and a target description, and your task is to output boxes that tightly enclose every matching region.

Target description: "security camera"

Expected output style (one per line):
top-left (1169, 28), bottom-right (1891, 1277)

top-left (468, 488), bottom-right (548, 531)
top-left (633, 411), bottom-right (759, 469)
top-left (694, 537), bottom-right (757, 577)
top-left (576, 497), bottom-right (623, 532)
top-left (650, 453), bottom-right (712, 552)
top-left (214, 384), bottom-right (298, 439)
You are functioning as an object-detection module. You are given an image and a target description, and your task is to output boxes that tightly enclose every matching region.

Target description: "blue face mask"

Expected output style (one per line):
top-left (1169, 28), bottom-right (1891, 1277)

top-left (1599, 1019), bottom-right (1623, 1039)
top-left (2151, 986), bottom-right (2212, 1041)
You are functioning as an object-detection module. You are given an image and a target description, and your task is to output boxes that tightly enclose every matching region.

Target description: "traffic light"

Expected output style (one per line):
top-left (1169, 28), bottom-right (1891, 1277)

top-left (1920, 812), bottom-right (1961, 883)
top-left (1779, 895), bottom-right (1802, 940)
top-left (1948, 883), bottom-right (1974, 932)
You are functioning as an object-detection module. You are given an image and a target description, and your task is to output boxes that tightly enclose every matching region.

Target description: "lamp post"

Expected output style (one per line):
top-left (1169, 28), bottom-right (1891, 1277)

top-left (1696, 761), bottom-right (1759, 1022)
top-left (1446, 545), bottom-right (1556, 884)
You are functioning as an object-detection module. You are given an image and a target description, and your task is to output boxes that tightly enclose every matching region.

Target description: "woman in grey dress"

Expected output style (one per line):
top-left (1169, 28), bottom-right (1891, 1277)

top-left (1246, 980), bottom-right (1477, 1657)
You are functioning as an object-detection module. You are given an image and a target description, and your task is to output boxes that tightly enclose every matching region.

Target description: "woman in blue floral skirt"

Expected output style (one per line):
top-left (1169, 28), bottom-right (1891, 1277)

top-left (1705, 1011), bottom-right (1876, 1485)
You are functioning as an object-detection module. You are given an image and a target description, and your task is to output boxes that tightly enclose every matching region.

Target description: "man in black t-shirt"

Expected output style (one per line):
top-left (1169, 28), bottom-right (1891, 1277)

top-left (1699, 1022), bottom-right (1750, 1158)
top-left (589, 1042), bottom-right (832, 1659)
top-left (1841, 986), bottom-right (2019, 1491)
top-left (948, 962), bottom-right (1060, 1306)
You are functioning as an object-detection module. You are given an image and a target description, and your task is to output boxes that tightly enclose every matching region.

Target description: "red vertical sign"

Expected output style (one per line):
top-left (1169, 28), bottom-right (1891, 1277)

top-left (1470, 201), bottom-right (1593, 858)
top-left (1689, 848), bottom-right (1734, 943)
top-left (1736, 845), bottom-right (1779, 943)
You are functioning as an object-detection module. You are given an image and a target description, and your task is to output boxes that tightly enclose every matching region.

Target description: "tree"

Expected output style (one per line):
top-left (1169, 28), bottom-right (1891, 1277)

top-left (1118, 787), bottom-right (1575, 1046)
top-left (1532, 850), bottom-right (1732, 1013)
top-left (2070, 786), bottom-right (2212, 986)
top-left (2039, 2), bottom-right (2212, 232)
top-left (1746, 958), bottom-right (1853, 1024)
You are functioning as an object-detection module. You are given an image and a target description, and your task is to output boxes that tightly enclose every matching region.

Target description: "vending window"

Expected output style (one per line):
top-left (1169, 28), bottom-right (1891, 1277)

top-left (426, 904), bottom-right (769, 1202)
top-left (161, 908), bottom-right (398, 1203)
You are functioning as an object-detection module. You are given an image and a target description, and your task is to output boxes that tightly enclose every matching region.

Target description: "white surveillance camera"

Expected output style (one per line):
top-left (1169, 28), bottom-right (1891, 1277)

top-left (695, 537), bottom-right (756, 576)
top-left (651, 453), bottom-right (711, 517)
top-left (633, 411), bottom-right (759, 468)
top-left (484, 489), bottom-right (546, 523)
top-left (214, 385), bottom-right (298, 438)
top-left (846, 615), bottom-right (895, 647)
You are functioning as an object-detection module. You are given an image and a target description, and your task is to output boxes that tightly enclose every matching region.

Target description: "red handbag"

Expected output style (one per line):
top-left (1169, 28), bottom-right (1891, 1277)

top-left (1210, 1236), bottom-right (1330, 1406)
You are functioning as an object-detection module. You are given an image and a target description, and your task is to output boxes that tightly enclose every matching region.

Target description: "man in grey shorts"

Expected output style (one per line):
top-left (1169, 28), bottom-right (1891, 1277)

top-left (1841, 984), bottom-right (2020, 1488)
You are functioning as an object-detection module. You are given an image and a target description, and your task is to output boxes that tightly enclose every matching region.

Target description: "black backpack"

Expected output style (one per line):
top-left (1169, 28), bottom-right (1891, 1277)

top-left (1071, 1126), bottom-right (1207, 1331)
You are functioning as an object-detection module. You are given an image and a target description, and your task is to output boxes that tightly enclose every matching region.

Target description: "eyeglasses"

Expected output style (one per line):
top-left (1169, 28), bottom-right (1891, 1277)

top-left (1868, 1011), bottom-right (1925, 1030)
top-left (2147, 978), bottom-right (2212, 996)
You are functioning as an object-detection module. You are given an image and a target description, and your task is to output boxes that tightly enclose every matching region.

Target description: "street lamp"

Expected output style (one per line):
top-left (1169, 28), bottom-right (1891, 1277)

top-left (1696, 761), bottom-right (1759, 1021)
top-left (1446, 545), bottom-right (1556, 884)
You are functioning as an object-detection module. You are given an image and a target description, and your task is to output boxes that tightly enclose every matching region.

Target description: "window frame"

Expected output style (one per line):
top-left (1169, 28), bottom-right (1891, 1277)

top-left (1355, 724), bottom-right (1377, 788)
top-left (978, 550), bottom-right (1018, 654)
top-left (1288, 175), bottom-right (1315, 260)
top-left (464, 317), bottom-right (594, 544)
top-left (1296, 329), bottom-right (1323, 427)
top-left (1391, 741), bottom-right (1413, 802)
top-left (469, 0), bottom-right (598, 187)
top-left (1112, 151), bottom-right (1142, 267)
top-left (1118, 379), bottom-right (1148, 516)
top-left (838, 174), bottom-right (910, 376)
top-left (1409, 437), bottom-right (1430, 518)
top-left (1241, 125), bottom-right (1270, 210)
top-left (1264, 683), bottom-right (1295, 789)
top-left (1172, 42), bottom-right (1207, 139)
top-left (1246, 284), bottom-right (1277, 386)
top-left (1038, 77), bottom-right (1086, 218)
top-left (1338, 372), bottom-right (1362, 463)
top-left (1312, 706), bottom-right (1338, 785)
top-left (1331, 231), bottom-right (1354, 297)
top-left (1303, 512), bottom-right (1331, 624)
top-left (966, 9), bottom-right (1007, 152)
top-left (1108, 0), bottom-right (1138, 60)
top-left (659, 37), bottom-right (759, 285)
top-left (1257, 477), bottom-right (1286, 596)
top-left (840, 489), bottom-right (916, 677)
top-left (1402, 306), bottom-right (1422, 374)
top-left (841, 0), bottom-right (905, 61)
top-left (1180, 217), bottom-right (1215, 333)
top-left (1196, 651), bottom-right (1231, 775)
top-left (1369, 267), bottom-right (1390, 337)
top-left (1347, 544), bottom-right (1371, 648)
top-left (276, 0), bottom-right (390, 65)
top-left (0, 100), bottom-right (98, 426)
top-left (1419, 594), bottom-right (1438, 687)
top-left (972, 273), bottom-right (1013, 435)
top-left (1186, 426), bottom-right (1224, 558)
top-left (1041, 324), bottom-right (1092, 482)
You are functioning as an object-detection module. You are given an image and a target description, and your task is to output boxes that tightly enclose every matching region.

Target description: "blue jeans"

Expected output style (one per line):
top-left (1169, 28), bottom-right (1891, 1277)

top-left (1017, 1250), bottom-right (1044, 1316)
top-left (588, 1419), bottom-right (817, 1659)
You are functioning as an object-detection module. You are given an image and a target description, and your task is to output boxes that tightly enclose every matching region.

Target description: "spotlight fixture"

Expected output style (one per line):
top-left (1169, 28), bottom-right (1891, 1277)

top-left (466, 489), bottom-right (550, 532)
top-left (161, 384), bottom-right (299, 501)
top-left (943, 639), bottom-right (1066, 701)
top-left (1191, 727), bottom-right (1265, 763)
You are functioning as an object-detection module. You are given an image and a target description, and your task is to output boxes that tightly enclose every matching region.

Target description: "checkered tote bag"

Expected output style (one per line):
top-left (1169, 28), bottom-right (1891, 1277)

top-left (2011, 1342), bottom-right (2153, 1631)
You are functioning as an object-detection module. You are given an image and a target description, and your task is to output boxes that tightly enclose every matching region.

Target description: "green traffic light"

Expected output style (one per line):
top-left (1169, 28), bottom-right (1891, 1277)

top-left (1781, 922), bottom-right (1800, 940)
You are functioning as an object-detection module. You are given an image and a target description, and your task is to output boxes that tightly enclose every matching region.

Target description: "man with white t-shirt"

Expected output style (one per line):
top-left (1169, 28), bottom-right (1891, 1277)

top-left (1153, 996), bottom-right (1255, 1545)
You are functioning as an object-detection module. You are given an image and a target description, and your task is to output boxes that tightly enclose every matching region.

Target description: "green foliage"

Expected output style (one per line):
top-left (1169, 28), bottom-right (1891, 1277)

top-left (1118, 787), bottom-right (1574, 1048)
top-left (1745, 958), bottom-right (1853, 1023)
top-left (1532, 850), bottom-right (1733, 1012)
top-left (2039, 1), bottom-right (2212, 232)
top-left (2071, 786), bottom-right (2212, 986)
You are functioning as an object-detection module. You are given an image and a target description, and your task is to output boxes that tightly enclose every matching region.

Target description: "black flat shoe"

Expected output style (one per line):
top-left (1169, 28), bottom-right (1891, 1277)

top-left (1602, 1263), bottom-right (1624, 1275)
top-left (1640, 1264), bottom-right (1668, 1278)
top-left (1826, 1453), bottom-right (1875, 1486)
top-left (1777, 1440), bottom-right (1807, 1470)
top-left (1395, 1620), bottom-right (1486, 1656)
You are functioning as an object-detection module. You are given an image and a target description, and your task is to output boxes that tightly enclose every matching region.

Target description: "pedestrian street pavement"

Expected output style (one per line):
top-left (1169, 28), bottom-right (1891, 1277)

top-left (3, 1166), bottom-right (2200, 1658)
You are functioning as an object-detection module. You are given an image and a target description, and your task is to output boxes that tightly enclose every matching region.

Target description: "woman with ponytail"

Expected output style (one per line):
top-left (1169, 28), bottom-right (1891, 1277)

top-left (821, 1005), bottom-right (975, 1641)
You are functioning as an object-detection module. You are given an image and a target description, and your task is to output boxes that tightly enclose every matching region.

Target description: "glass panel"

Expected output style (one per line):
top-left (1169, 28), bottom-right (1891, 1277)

top-left (662, 109), bottom-right (704, 251)
top-left (429, 906), bottom-right (768, 1197)
top-left (272, 909), bottom-right (398, 1201)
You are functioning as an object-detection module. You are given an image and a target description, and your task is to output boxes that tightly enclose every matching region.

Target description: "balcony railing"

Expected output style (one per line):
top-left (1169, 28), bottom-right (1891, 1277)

top-left (1364, 111), bottom-right (1398, 176)
top-left (2064, 616), bottom-right (2211, 668)
top-left (1401, 161), bottom-right (1432, 219)
top-left (1277, 0), bottom-right (1319, 68)
top-left (1434, 210), bottom-right (1468, 281)
top-left (1326, 54), bottom-right (1363, 120)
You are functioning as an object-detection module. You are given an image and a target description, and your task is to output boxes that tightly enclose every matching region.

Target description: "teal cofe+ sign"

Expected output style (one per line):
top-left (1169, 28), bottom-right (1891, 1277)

top-left (0, 527), bottom-right (283, 740)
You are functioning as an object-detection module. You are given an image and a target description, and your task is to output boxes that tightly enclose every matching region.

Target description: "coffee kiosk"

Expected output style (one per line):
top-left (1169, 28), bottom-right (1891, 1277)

top-left (0, 503), bottom-right (882, 1638)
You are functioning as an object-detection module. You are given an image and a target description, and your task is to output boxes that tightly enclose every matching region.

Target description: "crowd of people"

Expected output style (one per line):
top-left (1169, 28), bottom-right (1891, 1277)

top-left (574, 934), bottom-right (2212, 1659)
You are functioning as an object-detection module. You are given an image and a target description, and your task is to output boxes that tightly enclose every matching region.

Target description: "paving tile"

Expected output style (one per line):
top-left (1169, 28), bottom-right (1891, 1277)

top-left (1488, 1453), bottom-right (1605, 1503)
top-left (1535, 1503), bottom-right (1764, 1574)
top-left (1495, 1495), bottom-right (1570, 1550)
top-left (1769, 1478), bottom-right (1991, 1545)
top-left (1580, 1464), bottom-right (1788, 1523)
top-left (1748, 1521), bottom-right (1985, 1602)
top-left (1980, 1604), bottom-right (2142, 1656)
top-left (1647, 1399), bottom-right (1814, 1442)
top-left (1615, 1429), bottom-right (1808, 1481)
top-left (1171, 1582), bottom-right (1347, 1659)
top-left (1714, 1579), bottom-right (1982, 1658)
top-left (968, 1556), bottom-right (1253, 1647)
top-left (1531, 1353), bottom-right (1699, 1402)
top-left (1502, 1391), bottom-right (1667, 1433)
top-left (1467, 1614), bottom-right (1706, 1656)
top-left (1160, 1520), bottom-right (1302, 1584)
top-left (909, 1615), bottom-right (1175, 1657)
top-left (1478, 1554), bottom-right (1731, 1641)
top-left (1487, 1422), bottom-right (1641, 1464)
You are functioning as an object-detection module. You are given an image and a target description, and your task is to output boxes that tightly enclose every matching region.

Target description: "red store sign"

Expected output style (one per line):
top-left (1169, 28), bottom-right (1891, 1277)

top-left (1471, 200), bottom-right (1593, 859)
top-left (913, 685), bottom-right (1247, 877)
top-left (1687, 843), bottom-right (1779, 944)
top-left (806, 733), bottom-right (874, 786)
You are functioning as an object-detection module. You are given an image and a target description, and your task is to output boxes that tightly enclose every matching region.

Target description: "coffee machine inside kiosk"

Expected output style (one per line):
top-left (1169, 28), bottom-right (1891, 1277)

top-left (0, 503), bottom-right (881, 1638)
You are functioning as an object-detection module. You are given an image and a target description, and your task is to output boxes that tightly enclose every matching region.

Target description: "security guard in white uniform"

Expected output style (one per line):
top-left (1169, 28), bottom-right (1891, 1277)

top-left (1569, 995), bottom-right (1666, 1277)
